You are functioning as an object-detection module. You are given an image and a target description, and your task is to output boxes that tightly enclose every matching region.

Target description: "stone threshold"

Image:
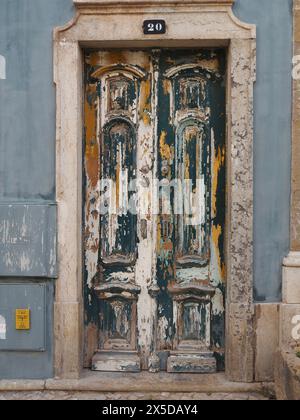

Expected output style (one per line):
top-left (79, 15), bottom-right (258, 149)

top-left (0, 371), bottom-right (274, 395)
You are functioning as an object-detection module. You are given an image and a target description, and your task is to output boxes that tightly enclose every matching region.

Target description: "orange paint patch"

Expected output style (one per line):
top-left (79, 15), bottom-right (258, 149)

top-left (86, 52), bottom-right (101, 67)
top-left (184, 154), bottom-right (190, 180)
top-left (212, 224), bottom-right (225, 281)
top-left (163, 79), bottom-right (171, 96)
top-left (196, 58), bottom-right (220, 72)
top-left (212, 146), bottom-right (225, 217)
top-left (163, 241), bottom-right (173, 252)
top-left (106, 51), bottom-right (127, 65)
top-left (85, 84), bottom-right (100, 188)
top-left (159, 131), bottom-right (173, 161)
top-left (140, 79), bottom-right (151, 125)
top-left (157, 222), bottom-right (162, 250)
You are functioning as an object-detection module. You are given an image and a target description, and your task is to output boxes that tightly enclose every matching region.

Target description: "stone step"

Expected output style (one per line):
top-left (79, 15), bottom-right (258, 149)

top-left (0, 371), bottom-right (275, 399)
top-left (0, 391), bottom-right (271, 400)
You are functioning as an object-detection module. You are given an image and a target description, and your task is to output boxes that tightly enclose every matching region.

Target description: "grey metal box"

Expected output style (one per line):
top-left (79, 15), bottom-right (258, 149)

top-left (0, 284), bottom-right (46, 351)
top-left (0, 203), bottom-right (57, 278)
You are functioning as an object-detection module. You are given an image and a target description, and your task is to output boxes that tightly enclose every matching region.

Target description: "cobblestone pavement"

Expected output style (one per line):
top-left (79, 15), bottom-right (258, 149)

top-left (0, 392), bottom-right (271, 400)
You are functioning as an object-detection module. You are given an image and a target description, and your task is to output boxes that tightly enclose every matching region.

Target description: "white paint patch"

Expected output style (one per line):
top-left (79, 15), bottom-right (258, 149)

top-left (205, 302), bottom-right (211, 347)
top-left (21, 213), bottom-right (28, 239)
top-left (211, 288), bottom-right (225, 316)
top-left (0, 55), bottom-right (6, 80)
top-left (20, 253), bottom-right (31, 272)
top-left (176, 266), bottom-right (209, 282)
top-left (3, 252), bottom-right (13, 269)
top-left (0, 315), bottom-right (6, 340)
top-left (209, 230), bottom-right (222, 287)
top-left (106, 271), bottom-right (135, 283)
top-left (49, 246), bottom-right (56, 275)
top-left (85, 181), bottom-right (101, 288)
top-left (157, 315), bottom-right (169, 344)
top-left (211, 128), bottom-right (216, 219)
top-left (292, 315), bottom-right (300, 340)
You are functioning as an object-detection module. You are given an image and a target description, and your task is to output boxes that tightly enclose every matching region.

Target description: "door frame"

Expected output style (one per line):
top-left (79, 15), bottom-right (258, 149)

top-left (53, 0), bottom-right (256, 382)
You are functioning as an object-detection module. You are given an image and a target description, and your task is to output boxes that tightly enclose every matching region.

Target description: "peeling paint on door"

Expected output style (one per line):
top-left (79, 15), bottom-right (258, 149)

top-left (84, 49), bottom-right (226, 373)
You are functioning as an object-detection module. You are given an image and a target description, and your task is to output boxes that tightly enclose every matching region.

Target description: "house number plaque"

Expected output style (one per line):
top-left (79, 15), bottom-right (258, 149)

top-left (143, 20), bottom-right (166, 35)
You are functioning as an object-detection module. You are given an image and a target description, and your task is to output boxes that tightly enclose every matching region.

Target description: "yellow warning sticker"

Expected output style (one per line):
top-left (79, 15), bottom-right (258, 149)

top-left (15, 309), bottom-right (30, 330)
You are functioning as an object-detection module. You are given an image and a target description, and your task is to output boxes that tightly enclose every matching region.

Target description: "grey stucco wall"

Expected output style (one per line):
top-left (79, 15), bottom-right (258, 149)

top-left (0, 0), bottom-right (293, 378)
top-left (234, 0), bottom-right (292, 302)
top-left (0, 0), bottom-right (73, 200)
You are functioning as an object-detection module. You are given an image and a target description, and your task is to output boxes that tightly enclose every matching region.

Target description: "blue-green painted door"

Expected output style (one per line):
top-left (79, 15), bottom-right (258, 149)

top-left (83, 49), bottom-right (226, 373)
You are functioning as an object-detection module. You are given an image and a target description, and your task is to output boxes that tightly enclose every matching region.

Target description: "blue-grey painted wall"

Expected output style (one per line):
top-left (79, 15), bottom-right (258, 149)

top-left (234, 0), bottom-right (292, 302)
top-left (0, 0), bottom-right (293, 378)
top-left (0, 0), bottom-right (73, 378)
top-left (0, 0), bottom-right (73, 201)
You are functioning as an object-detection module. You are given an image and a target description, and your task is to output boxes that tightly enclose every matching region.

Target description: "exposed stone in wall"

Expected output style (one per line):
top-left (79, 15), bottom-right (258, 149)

top-left (254, 304), bottom-right (279, 382)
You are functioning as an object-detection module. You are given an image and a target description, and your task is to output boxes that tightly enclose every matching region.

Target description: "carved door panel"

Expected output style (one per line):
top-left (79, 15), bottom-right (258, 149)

top-left (155, 51), bottom-right (226, 373)
top-left (84, 50), bottom-right (226, 373)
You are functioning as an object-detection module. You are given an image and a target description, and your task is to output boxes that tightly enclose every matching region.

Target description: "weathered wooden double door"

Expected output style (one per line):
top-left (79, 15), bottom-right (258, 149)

top-left (84, 49), bottom-right (226, 373)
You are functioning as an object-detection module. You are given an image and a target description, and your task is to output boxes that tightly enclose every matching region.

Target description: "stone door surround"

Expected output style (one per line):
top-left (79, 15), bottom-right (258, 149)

top-left (54, 0), bottom-right (256, 382)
